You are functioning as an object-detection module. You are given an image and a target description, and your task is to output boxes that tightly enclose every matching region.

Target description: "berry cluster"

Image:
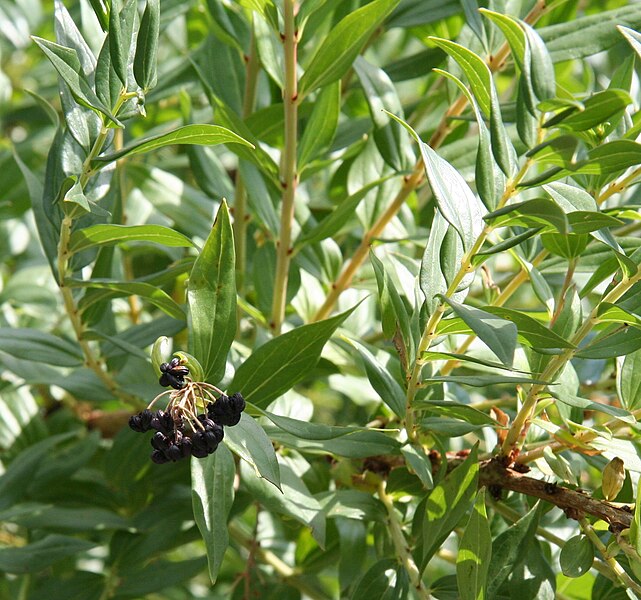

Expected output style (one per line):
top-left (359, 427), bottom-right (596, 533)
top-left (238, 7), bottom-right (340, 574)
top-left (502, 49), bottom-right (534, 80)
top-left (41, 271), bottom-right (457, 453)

top-left (129, 360), bottom-right (246, 464)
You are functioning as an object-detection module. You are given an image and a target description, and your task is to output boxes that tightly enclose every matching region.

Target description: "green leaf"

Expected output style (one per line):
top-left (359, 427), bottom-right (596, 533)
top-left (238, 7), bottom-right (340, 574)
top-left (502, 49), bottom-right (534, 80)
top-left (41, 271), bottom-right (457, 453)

top-left (484, 307), bottom-right (574, 349)
top-left (0, 503), bottom-right (129, 531)
top-left (553, 393), bottom-right (634, 424)
top-left (571, 140), bottom-right (641, 176)
top-left (423, 375), bottom-right (549, 387)
top-left (540, 5), bottom-right (641, 62)
top-left (576, 325), bottom-right (641, 359)
top-left (224, 413), bottom-right (280, 490)
top-left (433, 68), bottom-right (504, 210)
top-left (420, 212), bottom-right (450, 312)
top-left (191, 443), bottom-right (235, 583)
top-left (430, 37), bottom-right (516, 176)
top-left (370, 252), bottom-right (414, 363)
top-left (70, 279), bottom-right (186, 321)
top-left (553, 89), bottom-right (632, 132)
top-left (457, 489), bottom-right (491, 600)
top-left (0, 534), bottom-right (97, 574)
top-left (560, 535), bottom-right (594, 578)
top-left (14, 151), bottom-right (60, 280)
top-left (230, 306), bottom-right (355, 408)
top-left (354, 56), bottom-right (413, 171)
top-left (259, 410), bottom-right (360, 440)
top-left (620, 349), bottom-right (641, 411)
top-left (401, 444), bottom-right (433, 490)
top-left (108, 0), bottom-right (126, 85)
top-left (347, 339), bottom-right (406, 418)
top-left (440, 297), bottom-right (517, 367)
top-left (240, 459), bottom-right (325, 546)
top-left (420, 445), bottom-right (479, 571)
top-left (298, 81), bottom-right (340, 169)
top-left (266, 427), bottom-right (400, 458)
top-left (419, 138), bottom-right (485, 252)
top-left (619, 25), bottom-right (641, 61)
top-left (298, 0), bottom-right (400, 97)
top-left (487, 503), bottom-right (541, 596)
top-left (32, 37), bottom-right (117, 124)
top-left (484, 198), bottom-right (569, 234)
top-left (68, 224), bottom-right (193, 254)
top-left (352, 559), bottom-right (406, 600)
top-left (481, 9), bottom-right (524, 62)
top-left (188, 201), bottom-right (236, 383)
top-left (0, 329), bottom-right (82, 367)
top-left (417, 401), bottom-right (500, 426)
top-left (522, 21), bottom-right (555, 102)
top-left (95, 124), bottom-right (254, 165)
top-left (134, 0), bottom-right (160, 90)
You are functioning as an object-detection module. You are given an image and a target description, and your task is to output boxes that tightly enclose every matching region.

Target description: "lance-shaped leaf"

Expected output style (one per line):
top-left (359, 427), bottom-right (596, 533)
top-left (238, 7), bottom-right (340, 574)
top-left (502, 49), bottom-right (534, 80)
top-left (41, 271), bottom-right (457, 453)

top-left (430, 37), bottom-right (516, 176)
top-left (440, 297), bottom-right (517, 367)
top-left (457, 489), bottom-right (491, 600)
top-left (191, 443), bottom-right (235, 583)
top-left (486, 502), bottom-right (541, 596)
top-left (70, 279), bottom-right (186, 321)
top-left (32, 37), bottom-right (117, 125)
top-left (95, 125), bottom-right (254, 165)
top-left (230, 306), bottom-right (355, 408)
top-left (298, 81), bottom-right (340, 169)
top-left (188, 201), bottom-right (236, 384)
top-left (0, 329), bottom-right (83, 367)
top-left (298, 0), bottom-right (400, 97)
top-left (224, 413), bottom-right (280, 489)
top-left (69, 224), bottom-right (193, 253)
top-left (0, 534), bottom-right (98, 574)
top-left (420, 445), bottom-right (479, 572)
top-left (134, 0), bottom-right (160, 90)
top-left (347, 338), bottom-right (406, 418)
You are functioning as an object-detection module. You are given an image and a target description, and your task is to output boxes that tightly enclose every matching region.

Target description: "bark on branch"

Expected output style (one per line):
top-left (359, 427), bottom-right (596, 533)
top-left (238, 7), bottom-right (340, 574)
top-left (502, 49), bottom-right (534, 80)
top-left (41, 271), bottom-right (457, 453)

top-left (478, 458), bottom-right (633, 532)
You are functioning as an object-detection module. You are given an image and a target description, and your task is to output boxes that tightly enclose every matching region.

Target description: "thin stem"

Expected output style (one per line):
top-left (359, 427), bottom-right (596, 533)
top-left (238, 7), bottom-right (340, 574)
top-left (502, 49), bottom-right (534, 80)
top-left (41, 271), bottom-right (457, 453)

top-left (596, 165), bottom-right (641, 205)
top-left (310, 1), bottom-right (547, 323)
top-left (234, 28), bottom-right (259, 296)
top-left (271, 0), bottom-right (298, 334)
top-left (378, 480), bottom-right (431, 600)
top-left (580, 518), bottom-right (641, 596)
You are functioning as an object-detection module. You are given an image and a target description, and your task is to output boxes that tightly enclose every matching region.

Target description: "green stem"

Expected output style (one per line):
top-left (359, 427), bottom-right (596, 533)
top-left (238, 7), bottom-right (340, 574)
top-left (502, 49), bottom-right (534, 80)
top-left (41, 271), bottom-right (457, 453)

top-left (271, 0), bottom-right (298, 334)
top-left (378, 480), bottom-right (431, 600)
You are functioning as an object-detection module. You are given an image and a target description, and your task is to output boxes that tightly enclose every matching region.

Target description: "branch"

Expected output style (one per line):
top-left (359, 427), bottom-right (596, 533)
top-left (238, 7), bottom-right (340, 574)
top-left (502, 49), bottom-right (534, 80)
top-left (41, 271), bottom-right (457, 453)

top-left (479, 459), bottom-right (632, 532)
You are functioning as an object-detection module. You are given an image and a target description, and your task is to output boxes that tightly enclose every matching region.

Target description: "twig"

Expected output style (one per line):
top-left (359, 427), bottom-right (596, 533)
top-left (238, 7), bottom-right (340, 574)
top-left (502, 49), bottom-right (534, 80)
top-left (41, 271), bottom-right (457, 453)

top-left (378, 480), bottom-right (431, 600)
top-left (271, 0), bottom-right (299, 334)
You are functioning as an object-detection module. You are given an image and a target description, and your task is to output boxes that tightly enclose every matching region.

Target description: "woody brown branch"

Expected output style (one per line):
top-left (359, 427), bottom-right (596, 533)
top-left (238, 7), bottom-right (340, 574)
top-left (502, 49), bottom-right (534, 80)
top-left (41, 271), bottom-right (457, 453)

top-left (452, 457), bottom-right (633, 532)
